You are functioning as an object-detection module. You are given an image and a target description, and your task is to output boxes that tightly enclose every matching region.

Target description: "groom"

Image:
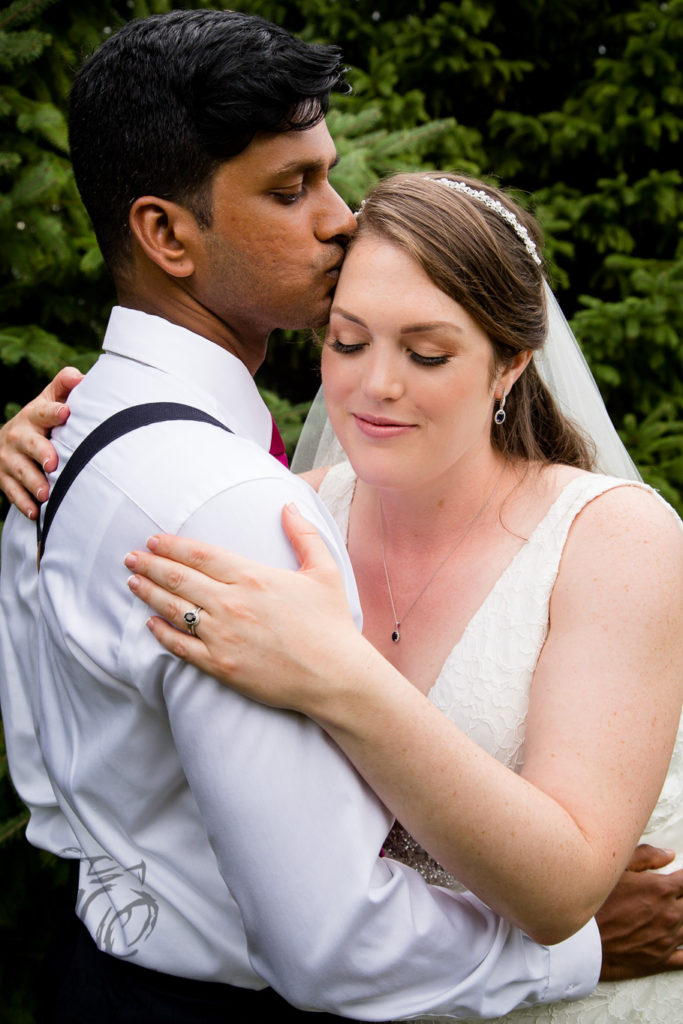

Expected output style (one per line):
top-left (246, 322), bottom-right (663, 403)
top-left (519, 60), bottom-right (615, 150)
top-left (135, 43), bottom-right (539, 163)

top-left (0, 10), bottom-right (600, 1022)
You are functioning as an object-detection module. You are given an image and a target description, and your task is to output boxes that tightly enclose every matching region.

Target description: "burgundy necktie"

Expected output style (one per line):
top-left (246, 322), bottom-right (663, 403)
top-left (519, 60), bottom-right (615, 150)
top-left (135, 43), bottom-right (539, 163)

top-left (269, 414), bottom-right (288, 467)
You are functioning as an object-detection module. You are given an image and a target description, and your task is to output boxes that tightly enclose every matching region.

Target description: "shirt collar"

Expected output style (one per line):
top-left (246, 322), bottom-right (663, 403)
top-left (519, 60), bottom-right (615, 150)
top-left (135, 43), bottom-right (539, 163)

top-left (102, 306), bottom-right (273, 450)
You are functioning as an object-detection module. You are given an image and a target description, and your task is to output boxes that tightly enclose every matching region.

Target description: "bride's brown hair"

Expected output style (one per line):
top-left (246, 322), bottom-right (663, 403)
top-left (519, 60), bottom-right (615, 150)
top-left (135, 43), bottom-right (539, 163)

top-left (354, 172), bottom-right (595, 469)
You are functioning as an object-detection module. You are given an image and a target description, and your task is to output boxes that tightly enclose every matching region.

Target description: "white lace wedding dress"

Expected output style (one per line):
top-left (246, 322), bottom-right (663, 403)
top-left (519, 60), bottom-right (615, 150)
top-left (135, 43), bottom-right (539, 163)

top-left (319, 461), bottom-right (683, 1024)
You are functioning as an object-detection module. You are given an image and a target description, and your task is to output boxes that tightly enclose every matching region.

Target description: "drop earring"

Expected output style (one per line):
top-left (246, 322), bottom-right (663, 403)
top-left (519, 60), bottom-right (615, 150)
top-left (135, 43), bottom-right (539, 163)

top-left (494, 391), bottom-right (507, 425)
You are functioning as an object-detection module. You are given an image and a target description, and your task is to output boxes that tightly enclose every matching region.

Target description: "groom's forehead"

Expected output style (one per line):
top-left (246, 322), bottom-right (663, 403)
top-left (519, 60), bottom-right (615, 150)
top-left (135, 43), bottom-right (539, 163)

top-left (226, 121), bottom-right (339, 184)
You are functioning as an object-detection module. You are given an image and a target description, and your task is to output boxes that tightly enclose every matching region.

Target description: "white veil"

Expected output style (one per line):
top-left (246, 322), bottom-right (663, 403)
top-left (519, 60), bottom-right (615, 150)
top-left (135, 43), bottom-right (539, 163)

top-left (292, 281), bottom-right (641, 482)
top-left (536, 283), bottom-right (640, 480)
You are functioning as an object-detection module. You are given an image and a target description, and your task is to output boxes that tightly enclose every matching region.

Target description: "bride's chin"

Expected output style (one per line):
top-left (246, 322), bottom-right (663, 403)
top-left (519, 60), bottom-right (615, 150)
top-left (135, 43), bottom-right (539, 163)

top-left (344, 448), bottom-right (412, 491)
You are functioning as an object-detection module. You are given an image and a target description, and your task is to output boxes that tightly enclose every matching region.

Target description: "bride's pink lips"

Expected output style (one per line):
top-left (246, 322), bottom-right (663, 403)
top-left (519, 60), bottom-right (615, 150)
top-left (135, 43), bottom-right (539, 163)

top-left (353, 413), bottom-right (416, 439)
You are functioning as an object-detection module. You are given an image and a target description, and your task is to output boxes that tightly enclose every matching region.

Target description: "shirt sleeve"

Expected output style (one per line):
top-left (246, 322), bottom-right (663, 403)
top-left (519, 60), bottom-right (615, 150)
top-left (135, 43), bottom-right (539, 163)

top-left (0, 508), bottom-right (78, 854)
top-left (124, 473), bottom-right (602, 1020)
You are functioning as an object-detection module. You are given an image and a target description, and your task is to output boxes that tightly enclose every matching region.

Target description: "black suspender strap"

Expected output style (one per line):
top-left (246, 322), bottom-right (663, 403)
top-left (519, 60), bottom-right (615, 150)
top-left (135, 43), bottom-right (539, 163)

top-left (37, 402), bottom-right (233, 566)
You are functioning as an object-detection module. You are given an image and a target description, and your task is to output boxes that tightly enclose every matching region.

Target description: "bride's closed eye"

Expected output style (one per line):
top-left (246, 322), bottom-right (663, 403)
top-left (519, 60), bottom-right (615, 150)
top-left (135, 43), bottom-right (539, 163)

top-left (326, 337), bottom-right (450, 367)
top-left (327, 337), bottom-right (366, 355)
top-left (409, 352), bottom-right (451, 367)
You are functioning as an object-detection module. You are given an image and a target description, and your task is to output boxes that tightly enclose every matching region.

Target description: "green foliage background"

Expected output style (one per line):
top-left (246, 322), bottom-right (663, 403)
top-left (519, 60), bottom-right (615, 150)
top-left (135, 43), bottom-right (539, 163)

top-left (0, 0), bottom-right (681, 1018)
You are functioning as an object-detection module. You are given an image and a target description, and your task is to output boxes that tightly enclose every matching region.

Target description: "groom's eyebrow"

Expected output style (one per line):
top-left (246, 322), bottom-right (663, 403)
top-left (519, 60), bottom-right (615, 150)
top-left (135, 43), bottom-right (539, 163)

top-left (271, 153), bottom-right (340, 178)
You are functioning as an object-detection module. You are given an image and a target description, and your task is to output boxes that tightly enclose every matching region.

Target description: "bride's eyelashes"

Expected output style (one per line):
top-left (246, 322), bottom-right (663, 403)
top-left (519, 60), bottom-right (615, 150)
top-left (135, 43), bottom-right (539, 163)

top-left (327, 336), bottom-right (451, 367)
top-left (410, 352), bottom-right (451, 367)
top-left (327, 337), bottom-right (365, 355)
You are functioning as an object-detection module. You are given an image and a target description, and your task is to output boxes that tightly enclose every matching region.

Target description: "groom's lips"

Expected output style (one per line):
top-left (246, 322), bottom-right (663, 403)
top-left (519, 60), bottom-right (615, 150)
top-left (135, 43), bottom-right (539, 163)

top-left (324, 245), bottom-right (347, 282)
top-left (325, 257), bottom-right (343, 281)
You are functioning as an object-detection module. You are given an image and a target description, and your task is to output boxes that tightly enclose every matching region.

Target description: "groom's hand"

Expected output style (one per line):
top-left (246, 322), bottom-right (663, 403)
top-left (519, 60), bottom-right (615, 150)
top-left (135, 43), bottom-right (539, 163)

top-left (597, 843), bottom-right (683, 979)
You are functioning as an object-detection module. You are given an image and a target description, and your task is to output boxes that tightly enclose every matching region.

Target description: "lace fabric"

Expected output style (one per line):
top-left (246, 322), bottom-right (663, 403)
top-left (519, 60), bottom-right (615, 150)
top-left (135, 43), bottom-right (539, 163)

top-left (318, 461), bottom-right (683, 1024)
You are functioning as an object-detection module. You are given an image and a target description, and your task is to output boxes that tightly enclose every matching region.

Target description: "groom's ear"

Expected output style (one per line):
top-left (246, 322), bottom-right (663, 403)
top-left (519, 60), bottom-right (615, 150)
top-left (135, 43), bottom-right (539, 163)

top-left (128, 196), bottom-right (200, 278)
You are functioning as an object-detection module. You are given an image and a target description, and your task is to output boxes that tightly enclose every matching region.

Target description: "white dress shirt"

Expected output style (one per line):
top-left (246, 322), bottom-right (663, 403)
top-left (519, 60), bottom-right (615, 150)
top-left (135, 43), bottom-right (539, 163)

top-left (0, 307), bottom-right (600, 1019)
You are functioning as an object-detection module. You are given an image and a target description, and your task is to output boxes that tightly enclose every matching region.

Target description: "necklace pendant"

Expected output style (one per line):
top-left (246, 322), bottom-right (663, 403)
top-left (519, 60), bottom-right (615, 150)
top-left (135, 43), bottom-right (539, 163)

top-left (391, 627), bottom-right (400, 643)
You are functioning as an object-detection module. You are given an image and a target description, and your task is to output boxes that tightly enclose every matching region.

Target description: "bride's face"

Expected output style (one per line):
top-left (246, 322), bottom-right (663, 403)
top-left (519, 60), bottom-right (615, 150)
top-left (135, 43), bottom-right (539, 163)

top-left (321, 234), bottom-right (500, 492)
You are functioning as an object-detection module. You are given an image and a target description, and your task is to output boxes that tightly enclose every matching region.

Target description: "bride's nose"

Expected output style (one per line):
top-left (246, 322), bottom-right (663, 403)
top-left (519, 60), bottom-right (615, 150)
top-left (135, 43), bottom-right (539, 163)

top-left (361, 350), bottom-right (404, 402)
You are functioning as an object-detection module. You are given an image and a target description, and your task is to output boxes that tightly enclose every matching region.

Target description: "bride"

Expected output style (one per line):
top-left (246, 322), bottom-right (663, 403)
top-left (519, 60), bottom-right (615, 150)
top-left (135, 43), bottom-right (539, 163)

top-left (2, 172), bottom-right (682, 1021)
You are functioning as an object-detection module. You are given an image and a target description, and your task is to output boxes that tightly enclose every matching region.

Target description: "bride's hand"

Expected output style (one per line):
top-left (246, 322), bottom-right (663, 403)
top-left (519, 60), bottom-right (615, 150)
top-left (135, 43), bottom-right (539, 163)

top-left (124, 503), bottom-right (371, 714)
top-left (0, 366), bottom-right (83, 518)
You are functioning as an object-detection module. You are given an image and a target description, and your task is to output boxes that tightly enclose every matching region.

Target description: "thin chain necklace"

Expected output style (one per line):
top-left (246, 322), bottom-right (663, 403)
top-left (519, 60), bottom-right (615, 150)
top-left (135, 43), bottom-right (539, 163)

top-left (379, 466), bottom-right (506, 643)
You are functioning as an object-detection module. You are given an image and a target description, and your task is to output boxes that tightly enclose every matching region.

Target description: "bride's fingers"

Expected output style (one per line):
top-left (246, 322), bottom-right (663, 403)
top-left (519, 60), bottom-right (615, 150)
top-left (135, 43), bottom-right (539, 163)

top-left (129, 569), bottom-right (261, 686)
top-left (145, 533), bottom-right (255, 584)
top-left (124, 549), bottom-right (222, 614)
top-left (43, 366), bottom-right (84, 406)
top-left (0, 410), bottom-right (60, 509)
top-left (126, 569), bottom-right (191, 624)
top-left (281, 503), bottom-right (339, 575)
top-left (0, 477), bottom-right (41, 520)
top-left (144, 614), bottom-right (215, 674)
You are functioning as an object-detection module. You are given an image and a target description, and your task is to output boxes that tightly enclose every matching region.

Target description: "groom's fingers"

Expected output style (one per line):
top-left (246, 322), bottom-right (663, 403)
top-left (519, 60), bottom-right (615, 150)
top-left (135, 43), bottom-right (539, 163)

top-left (626, 844), bottom-right (676, 872)
top-left (663, 949), bottom-right (683, 971)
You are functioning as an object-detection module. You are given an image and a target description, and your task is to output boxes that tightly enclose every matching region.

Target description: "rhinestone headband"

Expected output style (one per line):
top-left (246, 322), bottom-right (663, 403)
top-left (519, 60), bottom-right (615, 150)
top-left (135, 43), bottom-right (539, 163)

top-left (433, 178), bottom-right (542, 266)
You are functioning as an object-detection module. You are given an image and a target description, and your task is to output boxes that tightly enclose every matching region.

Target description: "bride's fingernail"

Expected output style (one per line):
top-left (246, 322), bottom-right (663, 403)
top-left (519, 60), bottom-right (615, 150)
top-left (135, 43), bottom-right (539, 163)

top-left (127, 574), bottom-right (140, 591)
top-left (124, 552), bottom-right (137, 569)
top-left (147, 535), bottom-right (160, 551)
top-left (285, 502), bottom-right (300, 516)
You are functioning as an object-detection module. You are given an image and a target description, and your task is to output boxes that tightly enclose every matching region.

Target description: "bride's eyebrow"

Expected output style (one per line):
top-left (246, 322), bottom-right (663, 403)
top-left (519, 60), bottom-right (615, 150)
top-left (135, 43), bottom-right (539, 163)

top-left (400, 321), bottom-right (463, 335)
top-left (330, 308), bottom-right (463, 337)
top-left (330, 308), bottom-right (368, 328)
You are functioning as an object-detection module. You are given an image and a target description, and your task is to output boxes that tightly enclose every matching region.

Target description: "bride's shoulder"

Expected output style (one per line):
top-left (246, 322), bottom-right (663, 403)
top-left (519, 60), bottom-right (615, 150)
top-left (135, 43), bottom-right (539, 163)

top-left (546, 470), bottom-right (682, 636)
top-left (556, 471), bottom-right (682, 594)
top-left (297, 466), bottom-right (331, 493)
top-left (576, 471), bottom-right (679, 532)
top-left (298, 461), bottom-right (356, 496)
top-left (533, 463), bottom-right (682, 551)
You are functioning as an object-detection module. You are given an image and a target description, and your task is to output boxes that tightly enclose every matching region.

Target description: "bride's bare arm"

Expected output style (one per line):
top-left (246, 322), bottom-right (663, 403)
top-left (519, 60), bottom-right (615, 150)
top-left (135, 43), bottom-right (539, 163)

top-left (0, 366), bottom-right (81, 517)
top-left (124, 492), bottom-right (683, 945)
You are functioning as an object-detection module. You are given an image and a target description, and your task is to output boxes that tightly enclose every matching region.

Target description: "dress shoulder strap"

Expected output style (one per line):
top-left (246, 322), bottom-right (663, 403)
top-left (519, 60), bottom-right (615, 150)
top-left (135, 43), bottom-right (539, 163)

top-left (518, 473), bottom-right (680, 602)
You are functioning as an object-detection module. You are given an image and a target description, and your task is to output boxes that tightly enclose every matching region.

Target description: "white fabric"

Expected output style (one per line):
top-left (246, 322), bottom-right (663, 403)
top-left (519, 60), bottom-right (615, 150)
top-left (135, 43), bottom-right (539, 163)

top-left (319, 461), bottom-right (683, 1024)
top-left (536, 284), bottom-right (641, 481)
top-left (0, 306), bottom-right (601, 1019)
top-left (291, 382), bottom-right (345, 473)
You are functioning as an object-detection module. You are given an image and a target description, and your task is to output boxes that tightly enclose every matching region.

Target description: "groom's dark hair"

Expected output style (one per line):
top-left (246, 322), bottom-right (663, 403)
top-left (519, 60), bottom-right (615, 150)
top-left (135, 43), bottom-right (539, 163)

top-left (68, 9), bottom-right (348, 271)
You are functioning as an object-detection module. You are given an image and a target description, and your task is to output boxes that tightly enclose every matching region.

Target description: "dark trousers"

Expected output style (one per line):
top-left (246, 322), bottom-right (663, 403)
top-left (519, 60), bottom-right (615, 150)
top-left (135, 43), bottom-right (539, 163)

top-left (39, 911), bottom-right (353, 1023)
